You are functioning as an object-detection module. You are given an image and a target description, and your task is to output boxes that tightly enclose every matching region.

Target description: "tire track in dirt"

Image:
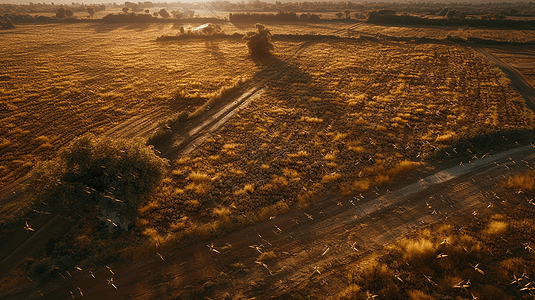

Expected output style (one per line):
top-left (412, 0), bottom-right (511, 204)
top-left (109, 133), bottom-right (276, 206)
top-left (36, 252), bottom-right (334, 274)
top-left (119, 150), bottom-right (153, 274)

top-left (155, 40), bottom-right (313, 160)
top-left (104, 109), bottom-right (168, 140)
top-left (4, 38), bottom-right (535, 298)
top-left (332, 22), bottom-right (365, 34)
top-left (38, 144), bottom-right (535, 300)
top-left (0, 41), bottom-right (313, 281)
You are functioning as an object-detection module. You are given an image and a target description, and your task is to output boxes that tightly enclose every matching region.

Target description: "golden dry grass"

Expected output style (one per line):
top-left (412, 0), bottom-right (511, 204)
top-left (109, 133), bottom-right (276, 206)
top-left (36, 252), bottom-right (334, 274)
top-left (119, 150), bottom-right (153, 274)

top-left (341, 196), bottom-right (535, 299)
top-left (5, 24), bottom-right (535, 284)
top-left (256, 250), bottom-right (277, 262)
top-left (504, 170), bottom-right (535, 191)
top-left (139, 38), bottom-right (534, 241)
top-left (0, 23), bottom-right (261, 190)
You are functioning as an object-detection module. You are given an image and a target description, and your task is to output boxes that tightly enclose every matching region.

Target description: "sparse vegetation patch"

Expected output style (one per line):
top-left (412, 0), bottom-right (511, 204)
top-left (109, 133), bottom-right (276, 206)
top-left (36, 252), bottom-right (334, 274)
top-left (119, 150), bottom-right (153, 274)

top-left (139, 38), bottom-right (534, 249)
top-left (339, 189), bottom-right (535, 300)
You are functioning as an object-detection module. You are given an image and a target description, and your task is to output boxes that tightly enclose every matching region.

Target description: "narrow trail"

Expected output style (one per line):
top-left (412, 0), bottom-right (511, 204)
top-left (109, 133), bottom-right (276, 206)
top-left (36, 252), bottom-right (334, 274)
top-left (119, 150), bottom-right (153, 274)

top-left (474, 46), bottom-right (535, 111)
top-left (0, 41), bottom-right (313, 280)
top-left (332, 21), bottom-right (365, 34)
top-left (3, 36), bottom-right (535, 299)
top-left (152, 40), bottom-right (313, 160)
top-left (39, 144), bottom-right (535, 300)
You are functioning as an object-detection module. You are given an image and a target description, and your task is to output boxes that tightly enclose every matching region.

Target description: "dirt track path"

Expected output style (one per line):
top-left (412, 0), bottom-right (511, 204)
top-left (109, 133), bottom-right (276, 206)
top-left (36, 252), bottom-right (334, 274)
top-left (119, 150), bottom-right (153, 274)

top-left (35, 144), bottom-right (535, 300)
top-left (0, 41), bottom-right (312, 281)
top-left (474, 46), bottom-right (535, 111)
top-left (3, 37), bottom-right (535, 299)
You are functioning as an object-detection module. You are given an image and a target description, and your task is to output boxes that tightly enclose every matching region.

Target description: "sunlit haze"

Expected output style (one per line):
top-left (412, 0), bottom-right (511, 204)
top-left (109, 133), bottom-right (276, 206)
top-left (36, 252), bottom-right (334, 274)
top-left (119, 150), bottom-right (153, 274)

top-left (2, 0), bottom-right (535, 298)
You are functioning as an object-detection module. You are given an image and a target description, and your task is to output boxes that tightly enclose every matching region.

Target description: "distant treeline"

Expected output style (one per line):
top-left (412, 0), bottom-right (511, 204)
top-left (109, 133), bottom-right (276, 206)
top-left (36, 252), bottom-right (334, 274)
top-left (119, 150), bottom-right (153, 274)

top-left (229, 12), bottom-right (322, 22)
top-left (367, 10), bottom-right (535, 29)
top-left (100, 13), bottom-right (221, 23)
top-left (1, 13), bottom-right (223, 25)
top-left (0, 3), bottom-right (105, 15)
top-left (157, 32), bottom-right (360, 42)
top-left (101, 13), bottom-right (155, 23)
top-left (0, 15), bottom-right (15, 29)
top-left (157, 30), bottom-right (535, 48)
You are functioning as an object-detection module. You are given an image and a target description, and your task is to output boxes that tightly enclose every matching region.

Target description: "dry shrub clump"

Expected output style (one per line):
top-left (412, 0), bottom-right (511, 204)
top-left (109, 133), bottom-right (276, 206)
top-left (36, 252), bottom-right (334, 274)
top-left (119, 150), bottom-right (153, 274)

top-left (504, 170), bottom-right (535, 191)
top-left (483, 220), bottom-right (508, 235)
top-left (256, 250), bottom-right (277, 262)
top-left (243, 23), bottom-right (274, 57)
top-left (347, 255), bottom-right (399, 298)
top-left (402, 238), bottom-right (436, 261)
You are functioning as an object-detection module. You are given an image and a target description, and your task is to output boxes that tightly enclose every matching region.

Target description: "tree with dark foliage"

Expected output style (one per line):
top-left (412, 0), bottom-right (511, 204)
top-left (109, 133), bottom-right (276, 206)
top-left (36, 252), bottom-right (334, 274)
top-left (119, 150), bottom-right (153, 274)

top-left (158, 8), bottom-right (170, 18)
top-left (24, 134), bottom-right (168, 230)
top-left (56, 7), bottom-right (66, 18)
top-left (87, 7), bottom-right (95, 18)
top-left (0, 16), bottom-right (15, 29)
top-left (243, 23), bottom-right (274, 57)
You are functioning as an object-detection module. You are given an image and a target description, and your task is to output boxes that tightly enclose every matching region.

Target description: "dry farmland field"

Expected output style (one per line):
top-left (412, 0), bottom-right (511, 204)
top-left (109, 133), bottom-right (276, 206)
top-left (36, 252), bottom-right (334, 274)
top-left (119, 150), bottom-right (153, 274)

top-left (0, 23), bottom-right (261, 189)
top-left (2, 20), bottom-right (535, 300)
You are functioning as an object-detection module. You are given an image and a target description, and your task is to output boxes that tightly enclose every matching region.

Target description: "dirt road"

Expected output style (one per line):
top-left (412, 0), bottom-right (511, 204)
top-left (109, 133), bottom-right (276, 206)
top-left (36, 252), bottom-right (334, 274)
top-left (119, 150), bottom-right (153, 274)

top-left (2, 37), bottom-right (535, 299)
top-left (474, 46), bottom-right (535, 111)
top-left (0, 42), bottom-right (312, 281)
top-left (32, 144), bottom-right (535, 300)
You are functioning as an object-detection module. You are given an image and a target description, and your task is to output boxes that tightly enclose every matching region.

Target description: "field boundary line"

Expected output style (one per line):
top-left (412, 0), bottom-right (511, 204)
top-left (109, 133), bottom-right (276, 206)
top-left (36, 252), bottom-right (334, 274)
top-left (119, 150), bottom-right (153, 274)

top-left (473, 47), bottom-right (535, 111)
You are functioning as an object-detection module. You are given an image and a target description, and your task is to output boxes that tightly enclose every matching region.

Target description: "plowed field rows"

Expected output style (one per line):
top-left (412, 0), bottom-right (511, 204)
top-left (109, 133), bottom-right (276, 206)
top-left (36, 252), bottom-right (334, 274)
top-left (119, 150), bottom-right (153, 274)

top-left (0, 23), bottom-right (261, 189)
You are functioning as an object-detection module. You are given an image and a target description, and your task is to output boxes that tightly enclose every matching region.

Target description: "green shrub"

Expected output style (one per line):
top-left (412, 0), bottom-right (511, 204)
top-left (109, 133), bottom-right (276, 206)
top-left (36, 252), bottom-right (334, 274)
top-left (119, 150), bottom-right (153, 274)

top-left (24, 134), bottom-right (168, 230)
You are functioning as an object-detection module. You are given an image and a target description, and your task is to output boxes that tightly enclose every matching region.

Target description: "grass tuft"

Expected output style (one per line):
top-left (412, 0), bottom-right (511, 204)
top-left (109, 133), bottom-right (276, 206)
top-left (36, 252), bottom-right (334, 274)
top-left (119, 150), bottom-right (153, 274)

top-left (322, 172), bottom-right (342, 183)
top-left (504, 170), bottom-right (535, 191)
top-left (300, 116), bottom-right (323, 123)
top-left (483, 220), bottom-right (508, 235)
top-left (256, 251), bottom-right (277, 262)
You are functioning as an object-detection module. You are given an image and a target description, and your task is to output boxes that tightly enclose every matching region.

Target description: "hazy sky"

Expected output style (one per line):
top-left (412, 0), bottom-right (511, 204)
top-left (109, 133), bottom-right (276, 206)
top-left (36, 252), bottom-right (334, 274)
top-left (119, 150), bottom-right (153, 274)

top-left (3, 0), bottom-right (532, 5)
top-left (1, 0), bottom-right (199, 4)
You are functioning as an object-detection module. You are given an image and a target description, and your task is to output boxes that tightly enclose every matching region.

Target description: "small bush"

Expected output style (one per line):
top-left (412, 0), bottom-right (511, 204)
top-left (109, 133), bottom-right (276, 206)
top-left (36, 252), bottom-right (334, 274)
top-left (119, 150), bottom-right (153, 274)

top-left (403, 238), bottom-right (436, 261)
top-left (256, 251), bottom-right (277, 262)
top-left (147, 126), bottom-right (172, 146)
top-left (483, 221), bottom-right (508, 235)
top-left (348, 256), bottom-right (399, 297)
top-left (504, 170), bottom-right (535, 191)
